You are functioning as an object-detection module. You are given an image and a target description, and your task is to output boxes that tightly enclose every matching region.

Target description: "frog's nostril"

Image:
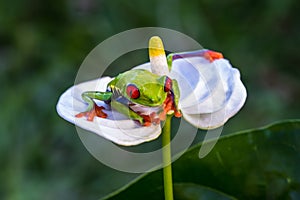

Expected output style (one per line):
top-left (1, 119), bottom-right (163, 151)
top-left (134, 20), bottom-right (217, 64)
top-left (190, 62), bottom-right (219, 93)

top-left (151, 97), bottom-right (160, 103)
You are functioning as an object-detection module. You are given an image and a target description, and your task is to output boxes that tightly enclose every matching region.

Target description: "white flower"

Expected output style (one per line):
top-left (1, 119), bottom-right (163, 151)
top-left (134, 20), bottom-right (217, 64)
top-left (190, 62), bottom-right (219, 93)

top-left (56, 54), bottom-right (246, 146)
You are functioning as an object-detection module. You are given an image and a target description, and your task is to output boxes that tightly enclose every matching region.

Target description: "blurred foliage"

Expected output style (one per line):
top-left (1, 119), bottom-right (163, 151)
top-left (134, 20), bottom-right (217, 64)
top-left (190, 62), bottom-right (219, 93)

top-left (0, 0), bottom-right (299, 199)
top-left (106, 120), bottom-right (300, 200)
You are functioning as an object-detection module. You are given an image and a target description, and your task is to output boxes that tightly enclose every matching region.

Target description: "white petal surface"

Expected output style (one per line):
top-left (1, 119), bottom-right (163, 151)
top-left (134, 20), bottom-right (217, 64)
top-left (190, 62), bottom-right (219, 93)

top-left (182, 71), bottom-right (247, 129)
top-left (170, 58), bottom-right (228, 113)
top-left (56, 78), bottom-right (161, 146)
top-left (174, 58), bottom-right (246, 129)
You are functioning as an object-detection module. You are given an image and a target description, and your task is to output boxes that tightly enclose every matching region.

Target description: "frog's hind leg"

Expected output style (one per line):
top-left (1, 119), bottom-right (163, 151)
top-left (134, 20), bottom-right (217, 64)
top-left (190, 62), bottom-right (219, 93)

top-left (75, 91), bottom-right (112, 121)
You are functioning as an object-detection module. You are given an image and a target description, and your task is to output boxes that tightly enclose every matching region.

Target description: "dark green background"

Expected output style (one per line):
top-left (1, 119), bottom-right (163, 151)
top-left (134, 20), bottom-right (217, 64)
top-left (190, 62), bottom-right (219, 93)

top-left (1, 0), bottom-right (299, 199)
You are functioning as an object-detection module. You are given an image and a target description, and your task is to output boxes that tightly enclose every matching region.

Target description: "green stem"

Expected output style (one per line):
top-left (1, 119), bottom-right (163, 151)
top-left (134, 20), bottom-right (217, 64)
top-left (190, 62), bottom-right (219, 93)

top-left (162, 115), bottom-right (174, 200)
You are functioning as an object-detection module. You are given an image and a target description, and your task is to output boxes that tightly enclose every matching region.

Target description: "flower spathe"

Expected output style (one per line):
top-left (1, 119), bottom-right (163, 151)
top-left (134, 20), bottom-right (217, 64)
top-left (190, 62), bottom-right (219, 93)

top-left (57, 54), bottom-right (247, 146)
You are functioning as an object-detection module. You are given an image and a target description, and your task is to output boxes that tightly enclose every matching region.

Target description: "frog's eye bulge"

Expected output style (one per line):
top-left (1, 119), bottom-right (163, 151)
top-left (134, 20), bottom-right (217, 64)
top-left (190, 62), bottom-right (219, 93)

top-left (164, 76), bottom-right (172, 92)
top-left (126, 84), bottom-right (140, 99)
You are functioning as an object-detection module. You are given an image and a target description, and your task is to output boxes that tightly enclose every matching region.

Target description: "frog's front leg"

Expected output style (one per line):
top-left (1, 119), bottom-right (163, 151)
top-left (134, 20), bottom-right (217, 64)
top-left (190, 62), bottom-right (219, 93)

top-left (110, 100), bottom-right (152, 126)
top-left (167, 49), bottom-right (223, 69)
top-left (160, 79), bottom-right (182, 120)
top-left (75, 91), bottom-right (112, 121)
top-left (171, 79), bottom-right (182, 117)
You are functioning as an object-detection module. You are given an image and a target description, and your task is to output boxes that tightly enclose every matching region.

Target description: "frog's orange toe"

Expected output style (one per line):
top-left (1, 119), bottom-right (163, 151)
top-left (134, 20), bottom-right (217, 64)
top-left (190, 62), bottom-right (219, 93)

top-left (174, 110), bottom-right (182, 118)
top-left (75, 112), bottom-right (86, 118)
top-left (143, 121), bottom-right (152, 127)
top-left (204, 50), bottom-right (223, 62)
top-left (75, 104), bottom-right (107, 121)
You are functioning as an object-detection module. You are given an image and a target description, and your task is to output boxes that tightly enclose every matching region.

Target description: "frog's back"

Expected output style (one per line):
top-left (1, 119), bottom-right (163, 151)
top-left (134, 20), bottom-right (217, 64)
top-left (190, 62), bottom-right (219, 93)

top-left (117, 69), bottom-right (159, 84)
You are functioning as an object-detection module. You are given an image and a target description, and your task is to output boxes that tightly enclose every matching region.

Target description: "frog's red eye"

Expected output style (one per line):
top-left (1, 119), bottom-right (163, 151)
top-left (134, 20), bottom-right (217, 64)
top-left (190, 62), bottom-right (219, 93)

top-left (164, 76), bottom-right (172, 92)
top-left (126, 84), bottom-right (140, 99)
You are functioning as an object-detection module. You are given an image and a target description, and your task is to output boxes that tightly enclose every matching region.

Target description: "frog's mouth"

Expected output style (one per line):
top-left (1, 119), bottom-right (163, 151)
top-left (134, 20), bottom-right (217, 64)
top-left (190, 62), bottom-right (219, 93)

top-left (129, 103), bottom-right (163, 126)
top-left (129, 103), bottom-right (162, 115)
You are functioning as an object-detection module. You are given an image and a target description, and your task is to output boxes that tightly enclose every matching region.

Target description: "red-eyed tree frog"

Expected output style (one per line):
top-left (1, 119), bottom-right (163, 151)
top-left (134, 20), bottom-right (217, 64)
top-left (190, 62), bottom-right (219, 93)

top-left (75, 36), bottom-right (223, 126)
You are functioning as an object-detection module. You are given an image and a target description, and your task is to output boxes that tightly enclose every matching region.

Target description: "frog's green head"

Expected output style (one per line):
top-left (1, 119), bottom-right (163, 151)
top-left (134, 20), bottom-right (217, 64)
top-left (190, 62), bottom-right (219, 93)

top-left (124, 75), bottom-right (172, 107)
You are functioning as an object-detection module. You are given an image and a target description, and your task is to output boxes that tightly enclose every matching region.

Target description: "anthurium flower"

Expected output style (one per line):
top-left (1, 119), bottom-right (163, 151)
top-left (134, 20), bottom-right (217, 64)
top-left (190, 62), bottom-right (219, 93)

top-left (56, 36), bottom-right (246, 146)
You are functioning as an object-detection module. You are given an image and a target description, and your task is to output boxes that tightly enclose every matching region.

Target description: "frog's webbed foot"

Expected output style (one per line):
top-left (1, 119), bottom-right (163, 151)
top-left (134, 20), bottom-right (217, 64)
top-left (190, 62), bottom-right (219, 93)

top-left (203, 50), bottom-right (223, 62)
top-left (75, 103), bottom-right (107, 121)
top-left (139, 112), bottom-right (161, 127)
top-left (137, 93), bottom-right (182, 126)
top-left (159, 93), bottom-right (182, 121)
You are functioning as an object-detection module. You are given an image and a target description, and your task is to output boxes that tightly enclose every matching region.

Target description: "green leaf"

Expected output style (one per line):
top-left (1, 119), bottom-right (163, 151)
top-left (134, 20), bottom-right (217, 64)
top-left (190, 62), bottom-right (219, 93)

top-left (103, 120), bottom-right (300, 200)
top-left (174, 183), bottom-right (237, 200)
